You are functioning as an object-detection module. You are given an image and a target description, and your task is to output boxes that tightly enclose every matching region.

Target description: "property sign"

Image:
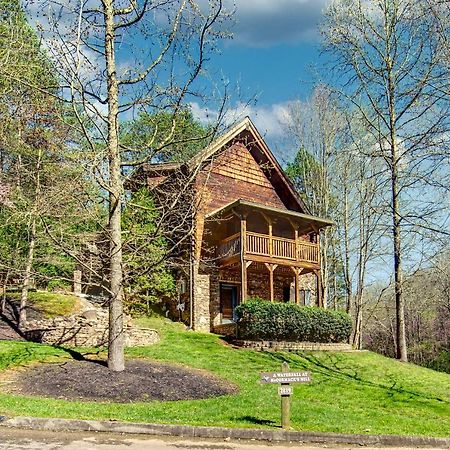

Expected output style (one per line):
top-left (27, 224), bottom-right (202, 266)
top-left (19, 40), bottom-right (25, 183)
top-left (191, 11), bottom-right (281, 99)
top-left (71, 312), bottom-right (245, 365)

top-left (260, 371), bottom-right (311, 384)
top-left (260, 363), bottom-right (311, 429)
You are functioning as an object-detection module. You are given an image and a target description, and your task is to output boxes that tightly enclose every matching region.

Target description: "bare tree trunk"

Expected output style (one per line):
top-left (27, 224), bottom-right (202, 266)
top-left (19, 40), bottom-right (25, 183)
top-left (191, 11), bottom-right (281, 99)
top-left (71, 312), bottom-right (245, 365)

top-left (18, 146), bottom-right (42, 329)
top-left (105, 0), bottom-right (125, 372)
top-left (387, 52), bottom-right (408, 361)
top-left (1, 269), bottom-right (11, 315)
top-left (342, 181), bottom-right (352, 314)
top-left (19, 217), bottom-right (36, 328)
top-left (2, 231), bottom-right (22, 315)
top-left (392, 159), bottom-right (407, 361)
top-left (352, 291), bottom-right (363, 349)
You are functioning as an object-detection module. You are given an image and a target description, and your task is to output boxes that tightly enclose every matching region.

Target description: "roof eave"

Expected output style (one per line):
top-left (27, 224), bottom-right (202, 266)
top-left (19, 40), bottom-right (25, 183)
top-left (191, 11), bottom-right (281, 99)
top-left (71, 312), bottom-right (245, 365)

top-left (205, 199), bottom-right (334, 229)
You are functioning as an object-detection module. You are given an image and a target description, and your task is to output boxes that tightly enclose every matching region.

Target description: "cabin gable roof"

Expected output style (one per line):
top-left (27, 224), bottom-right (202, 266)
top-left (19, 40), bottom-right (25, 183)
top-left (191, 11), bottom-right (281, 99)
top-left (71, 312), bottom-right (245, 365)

top-left (189, 117), bottom-right (309, 214)
top-left (137, 117), bottom-right (310, 214)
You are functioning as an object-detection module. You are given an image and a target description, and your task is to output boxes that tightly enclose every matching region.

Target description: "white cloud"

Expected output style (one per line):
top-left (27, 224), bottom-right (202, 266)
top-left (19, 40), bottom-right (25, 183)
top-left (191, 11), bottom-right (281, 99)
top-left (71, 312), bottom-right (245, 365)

top-left (190, 100), bottom-right (294, 137)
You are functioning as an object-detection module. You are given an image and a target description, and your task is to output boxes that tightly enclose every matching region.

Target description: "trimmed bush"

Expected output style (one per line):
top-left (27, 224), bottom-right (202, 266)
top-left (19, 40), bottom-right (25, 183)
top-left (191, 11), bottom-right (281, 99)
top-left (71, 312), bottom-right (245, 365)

top-left (235, 300), bottom-right (352, 343)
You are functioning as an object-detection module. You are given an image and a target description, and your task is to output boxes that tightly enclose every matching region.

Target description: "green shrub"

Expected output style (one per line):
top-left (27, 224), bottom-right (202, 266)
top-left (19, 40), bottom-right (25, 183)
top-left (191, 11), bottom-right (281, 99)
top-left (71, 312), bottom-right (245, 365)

top-left (235, 300), bottom-right (352, 343)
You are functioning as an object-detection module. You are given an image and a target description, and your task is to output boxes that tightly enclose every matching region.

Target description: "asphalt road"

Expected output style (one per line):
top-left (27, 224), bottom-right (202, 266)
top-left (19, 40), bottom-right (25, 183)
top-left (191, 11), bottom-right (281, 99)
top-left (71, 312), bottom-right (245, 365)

top-left (0, 427), bottom-right (448, 450)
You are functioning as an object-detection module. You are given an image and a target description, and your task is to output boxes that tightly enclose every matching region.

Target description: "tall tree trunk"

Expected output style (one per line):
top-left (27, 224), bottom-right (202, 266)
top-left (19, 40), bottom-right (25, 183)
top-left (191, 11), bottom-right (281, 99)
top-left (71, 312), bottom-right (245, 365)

top-left (391, 156), bottom-right (407, 361)
top-left (352, 291), bottom-right (363, 349)
top-left (387, 49), bottom-right (408, 361)
top-left (342, 181), bottom-right (352, 314)
top-left (105, 0), bottom-right (125, 372)
top-left (19, 217), bottom-right (36, 328)
top-left (2, 233), bottom-right (21, 315)
top-left (18, 147), bottom-right (42, 329)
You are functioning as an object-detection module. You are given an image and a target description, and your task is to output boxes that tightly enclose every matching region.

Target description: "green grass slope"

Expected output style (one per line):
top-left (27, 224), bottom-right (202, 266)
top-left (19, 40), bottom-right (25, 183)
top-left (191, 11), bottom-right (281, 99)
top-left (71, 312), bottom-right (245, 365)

top-left (6, 291), bottom-right (80, 318)
top-left (0, 317), bottom-right (449, 437)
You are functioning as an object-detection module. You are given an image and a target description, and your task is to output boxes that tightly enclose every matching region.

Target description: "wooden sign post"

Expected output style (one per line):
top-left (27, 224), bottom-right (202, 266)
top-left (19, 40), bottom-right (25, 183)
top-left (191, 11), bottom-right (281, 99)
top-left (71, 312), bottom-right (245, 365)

top-left (260, 362), bottom-right (311, 429)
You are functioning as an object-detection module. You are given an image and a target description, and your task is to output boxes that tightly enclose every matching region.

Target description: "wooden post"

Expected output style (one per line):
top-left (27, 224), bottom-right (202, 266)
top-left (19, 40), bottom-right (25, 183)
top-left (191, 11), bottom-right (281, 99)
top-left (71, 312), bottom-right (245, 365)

top-left (241, 215), bottom-right (247, 302)
top-left (294, 229), bottom-right (299, 262)
top-left (268, 222), bottom-right (273, 257)
top-left (261, 212), bottom-right (273, 257)
top-left (265, 263), bottom-right (278, 302)
top-left (269, 266), bottom-right (274, 302)
top-left (281, 361), bottom-right (291, 429)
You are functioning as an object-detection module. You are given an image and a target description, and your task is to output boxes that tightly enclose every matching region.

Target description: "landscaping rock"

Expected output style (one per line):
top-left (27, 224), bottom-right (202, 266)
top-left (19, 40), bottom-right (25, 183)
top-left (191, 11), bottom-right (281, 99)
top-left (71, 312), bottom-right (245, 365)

top-left (21, 299), bottom-right (159, 347)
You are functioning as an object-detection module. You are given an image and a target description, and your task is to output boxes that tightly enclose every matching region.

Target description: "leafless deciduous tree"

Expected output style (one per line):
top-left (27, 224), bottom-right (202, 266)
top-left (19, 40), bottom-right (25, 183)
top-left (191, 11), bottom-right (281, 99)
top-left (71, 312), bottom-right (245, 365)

top-left (283, 86), bottom-right (384, 347)
top-left (29, 0), bottom-right (233, 371)
top-left (285, 86), bottom-right (345, 309)
top-left (322, 0), bottom-right (450, 361)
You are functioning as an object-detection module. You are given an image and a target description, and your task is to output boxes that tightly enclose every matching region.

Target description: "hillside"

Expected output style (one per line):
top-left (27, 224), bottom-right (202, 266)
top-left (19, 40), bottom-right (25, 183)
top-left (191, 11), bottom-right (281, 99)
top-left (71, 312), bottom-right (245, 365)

top-left (0, 316), bottom-right (449, 437)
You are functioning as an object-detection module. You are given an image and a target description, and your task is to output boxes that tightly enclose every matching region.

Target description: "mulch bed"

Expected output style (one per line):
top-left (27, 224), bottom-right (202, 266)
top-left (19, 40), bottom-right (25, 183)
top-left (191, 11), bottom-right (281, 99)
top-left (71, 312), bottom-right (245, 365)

top-left (15, 359), bottom-right (237, 402)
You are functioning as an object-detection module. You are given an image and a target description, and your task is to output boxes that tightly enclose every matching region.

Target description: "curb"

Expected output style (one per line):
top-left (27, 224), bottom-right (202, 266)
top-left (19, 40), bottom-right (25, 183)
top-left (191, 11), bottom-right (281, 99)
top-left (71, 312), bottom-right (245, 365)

top-left (1, 416), bottom-right (449, 448)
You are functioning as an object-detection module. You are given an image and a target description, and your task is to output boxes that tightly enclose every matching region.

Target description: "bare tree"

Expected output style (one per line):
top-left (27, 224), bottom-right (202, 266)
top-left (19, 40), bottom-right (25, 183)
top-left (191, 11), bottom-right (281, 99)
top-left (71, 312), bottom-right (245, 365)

top-left (283, 88), bottom-right (384, 347)
top-left (337, 122), bottom-right (385, 349)
top-left (29, 0), bottom-right (233, 370)
top-left (285, 85), bottom-right (345, 308)
top-left (322, 0), bottom-right (450, 361)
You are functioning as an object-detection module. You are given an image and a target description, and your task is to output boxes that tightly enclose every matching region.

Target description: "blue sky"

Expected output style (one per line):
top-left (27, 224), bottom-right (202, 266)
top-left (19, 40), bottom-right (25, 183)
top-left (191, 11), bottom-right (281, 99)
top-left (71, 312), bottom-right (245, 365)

top-left (190, 0), bottom-right (331, 149)
top-left (27, 0), bottom-right (330, 156)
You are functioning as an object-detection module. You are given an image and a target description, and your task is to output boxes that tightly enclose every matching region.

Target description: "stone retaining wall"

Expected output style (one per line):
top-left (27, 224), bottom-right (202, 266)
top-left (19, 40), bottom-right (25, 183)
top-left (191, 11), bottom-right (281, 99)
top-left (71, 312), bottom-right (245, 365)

top-left (22, 303), bottom-right (159, 347)
top-left (234, 340), bottom-right (353, 352)
top-left (212, 322), bottom-right (237, 336)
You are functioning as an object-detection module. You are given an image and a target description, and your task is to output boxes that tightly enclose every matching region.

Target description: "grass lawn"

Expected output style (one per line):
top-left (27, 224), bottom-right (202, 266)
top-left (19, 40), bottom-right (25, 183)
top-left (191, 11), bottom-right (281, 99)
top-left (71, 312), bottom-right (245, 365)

top-left (6, 291), bottom-right (80, 318)
top-left (0, 316), bottom-right (449, 437)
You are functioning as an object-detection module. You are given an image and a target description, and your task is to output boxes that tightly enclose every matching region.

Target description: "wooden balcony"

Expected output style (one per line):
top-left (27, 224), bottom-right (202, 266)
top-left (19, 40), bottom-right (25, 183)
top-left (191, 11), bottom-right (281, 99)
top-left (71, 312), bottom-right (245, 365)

top-left (217, 231), bottom-right (319, 267)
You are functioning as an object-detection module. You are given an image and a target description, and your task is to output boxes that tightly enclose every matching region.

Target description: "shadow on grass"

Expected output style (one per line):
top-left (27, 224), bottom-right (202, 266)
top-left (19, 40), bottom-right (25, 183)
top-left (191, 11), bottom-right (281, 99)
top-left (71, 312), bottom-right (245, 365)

top-left (264, 351), bottom-right (447, 404)
top-left (237, 415), bottom-right (277, 426)
top-left (52, 346), bottom-right (107, 367)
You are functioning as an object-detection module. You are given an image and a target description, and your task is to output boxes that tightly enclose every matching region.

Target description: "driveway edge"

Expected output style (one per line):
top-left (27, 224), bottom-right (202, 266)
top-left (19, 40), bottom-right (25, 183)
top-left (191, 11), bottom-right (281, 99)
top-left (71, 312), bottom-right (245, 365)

top-left (1, 416), bottom-right (449, 448)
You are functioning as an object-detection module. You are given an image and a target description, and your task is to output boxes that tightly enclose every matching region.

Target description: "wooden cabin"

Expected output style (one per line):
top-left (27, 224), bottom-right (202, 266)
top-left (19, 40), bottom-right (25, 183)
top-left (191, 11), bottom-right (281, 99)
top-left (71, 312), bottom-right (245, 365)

top-left (135, 117), bottom-right (333, 332)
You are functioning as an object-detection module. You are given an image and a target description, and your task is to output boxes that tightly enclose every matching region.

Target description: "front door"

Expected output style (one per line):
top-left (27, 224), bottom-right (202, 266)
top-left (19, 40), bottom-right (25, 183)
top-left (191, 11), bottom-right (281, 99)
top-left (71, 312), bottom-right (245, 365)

top-left (220, 283), bottom-right (238, 322)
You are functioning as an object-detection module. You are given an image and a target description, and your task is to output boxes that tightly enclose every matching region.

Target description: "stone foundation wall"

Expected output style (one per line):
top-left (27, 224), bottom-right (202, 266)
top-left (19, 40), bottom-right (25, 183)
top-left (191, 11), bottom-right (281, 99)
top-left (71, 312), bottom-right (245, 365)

top-left (194, 263), bottom-right (321, 332)
top-left (301, 272), bottom-right (318, 306)
top-left (22, 304), bottom-right (159, 347)
top-left (192, 263), bottom-right (211, 332)
top-left (247, 269), bottom-right (294, 301)
top-left (235, 340), bottom-right (353, 352)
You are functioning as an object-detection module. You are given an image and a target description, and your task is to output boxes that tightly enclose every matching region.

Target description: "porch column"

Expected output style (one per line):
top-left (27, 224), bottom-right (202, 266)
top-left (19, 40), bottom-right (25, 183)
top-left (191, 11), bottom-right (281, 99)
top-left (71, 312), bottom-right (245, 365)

top-left (265, 263), bottom-right (278, 302)
top-left (240, 215), bottom-right (247, 302)
top-left (261, 212), bottom-right (273, 257)
top-left (288, 219), bottom-right (299, 262)
top-left (268, 222), bottom-right (273, 257)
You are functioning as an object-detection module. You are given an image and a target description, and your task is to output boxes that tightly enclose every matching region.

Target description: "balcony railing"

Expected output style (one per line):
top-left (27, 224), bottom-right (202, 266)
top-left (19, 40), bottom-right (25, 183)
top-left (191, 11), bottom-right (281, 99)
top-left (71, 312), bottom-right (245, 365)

top-left (217, 231), bottom-right (319, 265)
